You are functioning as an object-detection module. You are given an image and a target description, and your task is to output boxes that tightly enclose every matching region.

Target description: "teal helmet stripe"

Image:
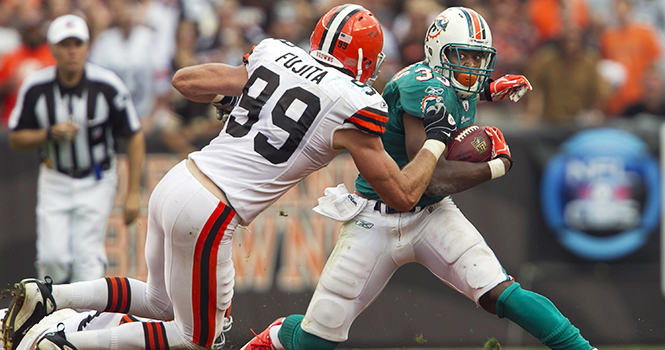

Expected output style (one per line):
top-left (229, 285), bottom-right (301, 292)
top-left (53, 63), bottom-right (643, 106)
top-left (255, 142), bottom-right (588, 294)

top-left (461, 8), bottom-right (474, 38)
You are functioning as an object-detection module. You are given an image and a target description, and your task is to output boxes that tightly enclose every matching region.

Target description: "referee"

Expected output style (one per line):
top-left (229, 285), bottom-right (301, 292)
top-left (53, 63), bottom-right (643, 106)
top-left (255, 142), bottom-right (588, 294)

top-left (8, 14), bottom-right (145, 284)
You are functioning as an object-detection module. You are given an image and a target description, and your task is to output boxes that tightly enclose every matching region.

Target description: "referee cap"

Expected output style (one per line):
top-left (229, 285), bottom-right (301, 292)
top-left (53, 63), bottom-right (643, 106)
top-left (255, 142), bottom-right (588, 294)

top-left (47, 14), bottom-right (89, 44)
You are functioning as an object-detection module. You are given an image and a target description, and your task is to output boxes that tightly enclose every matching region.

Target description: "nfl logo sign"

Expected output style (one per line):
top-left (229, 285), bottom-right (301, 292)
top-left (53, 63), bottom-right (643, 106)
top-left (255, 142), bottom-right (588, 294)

top-left (471, 136), bottom-right (488, 154)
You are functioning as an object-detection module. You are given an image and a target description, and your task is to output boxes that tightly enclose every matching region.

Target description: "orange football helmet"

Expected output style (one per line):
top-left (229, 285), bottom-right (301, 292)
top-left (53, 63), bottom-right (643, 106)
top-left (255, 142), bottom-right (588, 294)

top-left (309, 4), bottom-right (385, 86)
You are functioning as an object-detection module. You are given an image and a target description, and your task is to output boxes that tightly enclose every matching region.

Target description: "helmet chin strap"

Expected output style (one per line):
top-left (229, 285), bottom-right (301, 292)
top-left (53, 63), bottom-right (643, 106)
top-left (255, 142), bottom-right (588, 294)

top-left (356, 47), bottom-right (363, 81)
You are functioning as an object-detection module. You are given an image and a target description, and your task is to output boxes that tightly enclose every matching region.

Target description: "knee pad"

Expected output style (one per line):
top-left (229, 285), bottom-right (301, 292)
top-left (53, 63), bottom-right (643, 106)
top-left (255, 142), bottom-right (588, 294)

top-left (453, 243), bottom-right (504, 301)
top-left (308, 298), bottom-right (346, 330)
top-left (303, 243), bottom-right (378, 341)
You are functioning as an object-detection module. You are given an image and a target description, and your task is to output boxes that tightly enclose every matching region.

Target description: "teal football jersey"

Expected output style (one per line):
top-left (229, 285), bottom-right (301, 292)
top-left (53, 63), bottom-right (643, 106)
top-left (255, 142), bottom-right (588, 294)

top-left (355, 61), bottom-right (478, 207)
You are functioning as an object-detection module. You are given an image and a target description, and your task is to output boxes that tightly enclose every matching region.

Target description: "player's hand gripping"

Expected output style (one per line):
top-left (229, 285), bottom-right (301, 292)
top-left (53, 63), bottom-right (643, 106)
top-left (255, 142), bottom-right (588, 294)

top-left (487, 74), bottom-right (532, 102)
top-left (423, 102), bottom-right (456, 145)
top-left (212, 95), bottom-right (239, 123)
top-left (485, 125), bottom-right (513, 174)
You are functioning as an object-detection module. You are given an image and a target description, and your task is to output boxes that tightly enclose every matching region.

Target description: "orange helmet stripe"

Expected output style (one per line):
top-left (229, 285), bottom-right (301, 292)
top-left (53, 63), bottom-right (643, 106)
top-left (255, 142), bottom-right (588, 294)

top-left (461, 7), bottom-right (486, 40)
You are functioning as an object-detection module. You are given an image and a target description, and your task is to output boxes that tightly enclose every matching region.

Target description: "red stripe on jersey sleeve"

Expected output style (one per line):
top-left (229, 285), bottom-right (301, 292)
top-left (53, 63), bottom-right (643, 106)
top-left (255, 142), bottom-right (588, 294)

top-left (345, 107), bottom-right (387, 135)
top-left (356, 108), bottom-right (388, 124)
top-left (346, 116), bottom-right (385, 135)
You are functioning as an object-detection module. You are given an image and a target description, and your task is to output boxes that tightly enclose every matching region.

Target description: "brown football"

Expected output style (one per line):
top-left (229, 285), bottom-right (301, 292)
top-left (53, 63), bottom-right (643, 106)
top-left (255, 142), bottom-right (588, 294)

top-left (445, 125), bottom-right (492, 162)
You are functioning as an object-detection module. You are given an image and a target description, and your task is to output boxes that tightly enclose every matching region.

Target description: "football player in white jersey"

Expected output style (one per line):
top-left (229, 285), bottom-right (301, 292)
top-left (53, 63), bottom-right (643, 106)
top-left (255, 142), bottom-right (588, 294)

top-left (2, 4), bottom-right (458, 350)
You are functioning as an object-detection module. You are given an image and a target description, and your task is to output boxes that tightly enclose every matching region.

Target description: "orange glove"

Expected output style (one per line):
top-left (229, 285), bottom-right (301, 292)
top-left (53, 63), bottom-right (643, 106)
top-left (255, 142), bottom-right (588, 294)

top-left (487, 74), bottom-right (532, 102)
top-left (485, 126), bottom-right (512, 168)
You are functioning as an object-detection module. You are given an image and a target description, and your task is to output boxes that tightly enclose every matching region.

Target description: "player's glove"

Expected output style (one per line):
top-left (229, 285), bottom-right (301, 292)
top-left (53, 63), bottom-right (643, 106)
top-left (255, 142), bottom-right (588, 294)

top-left (212, 95), bottom-right (239, 123)
top-left (485, 75), bottom-right (532, 102)
top-left (423, 102), bottom-right (456, 145)
top-left (485, 125), bottom-right (512, 170)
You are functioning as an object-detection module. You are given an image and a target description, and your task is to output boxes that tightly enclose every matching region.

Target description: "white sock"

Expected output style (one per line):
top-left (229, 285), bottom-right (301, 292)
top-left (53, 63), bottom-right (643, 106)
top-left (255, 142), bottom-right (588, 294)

top-left (53, 279), bottom-right (108, 310)
top-left (269, 325), bottom-right (284, 350)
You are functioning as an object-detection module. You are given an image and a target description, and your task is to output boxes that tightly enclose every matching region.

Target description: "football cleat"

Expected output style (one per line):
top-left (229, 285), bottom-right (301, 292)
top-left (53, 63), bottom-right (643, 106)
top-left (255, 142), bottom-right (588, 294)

top-left (35, 323), bottom-right (76, 350)
top-left (2, 277), bottom-right (56, 350)
top-left (21, 310), bottom-right (78, 350)
top-left (240, 317), bottom-right (285, 350)
top-left (211, 316), bottom-right (233, 350)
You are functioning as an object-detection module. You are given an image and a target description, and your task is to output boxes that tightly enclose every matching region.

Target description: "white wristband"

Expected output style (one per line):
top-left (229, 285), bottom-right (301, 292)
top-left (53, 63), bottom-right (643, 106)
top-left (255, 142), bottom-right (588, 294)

top-left (422, 139), bottom-right (446, 160)
top-left (211, 94), bottom-right (224, 103)
top-left (488, 158), bottom-right (506, 179)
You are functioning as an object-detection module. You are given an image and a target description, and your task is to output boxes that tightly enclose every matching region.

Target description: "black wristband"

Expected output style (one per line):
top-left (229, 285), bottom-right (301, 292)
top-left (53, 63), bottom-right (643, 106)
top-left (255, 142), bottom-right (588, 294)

top-left (46, 128), bottom-right (52, 140)
top-left (484, 78), bottom-right (494, 102)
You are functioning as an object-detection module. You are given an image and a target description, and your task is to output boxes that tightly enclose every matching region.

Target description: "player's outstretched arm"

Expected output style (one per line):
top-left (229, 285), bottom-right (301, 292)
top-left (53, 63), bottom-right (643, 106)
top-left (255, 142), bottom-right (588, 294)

top-left (172, 63), bottom-right (248, 103)
top-left (402, 113), bottom-right (511, 197)
top-left (334, 103), bottom-right (454, 211)
top-left (335, 128), bottom-right (438, 211)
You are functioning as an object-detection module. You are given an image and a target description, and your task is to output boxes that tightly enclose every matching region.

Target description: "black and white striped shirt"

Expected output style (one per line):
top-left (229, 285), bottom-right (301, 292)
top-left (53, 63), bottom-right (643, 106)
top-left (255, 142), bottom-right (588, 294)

top-left (9, 63), bottom-right (141, 178)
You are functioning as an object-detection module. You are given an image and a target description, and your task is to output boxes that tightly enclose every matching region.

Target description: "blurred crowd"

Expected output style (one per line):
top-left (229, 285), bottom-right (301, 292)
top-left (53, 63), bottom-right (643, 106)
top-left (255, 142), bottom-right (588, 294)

top-left (2, 0), bottom-right (665, 151)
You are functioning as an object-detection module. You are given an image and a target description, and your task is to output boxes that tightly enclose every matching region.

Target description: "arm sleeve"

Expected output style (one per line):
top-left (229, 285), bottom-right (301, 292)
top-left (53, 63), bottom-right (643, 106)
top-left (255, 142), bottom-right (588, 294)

top-left (399, 79), bottom-right (451, 119)
top-left (108, 80), bottom-right (141, 138)
top-left (8, 82), bottom-right (40, 130)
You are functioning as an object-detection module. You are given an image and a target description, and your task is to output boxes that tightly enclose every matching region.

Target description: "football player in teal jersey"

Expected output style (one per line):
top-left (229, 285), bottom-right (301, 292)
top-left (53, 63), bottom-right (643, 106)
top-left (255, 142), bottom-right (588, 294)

top-left (243, 7), bottom-right (597, 350)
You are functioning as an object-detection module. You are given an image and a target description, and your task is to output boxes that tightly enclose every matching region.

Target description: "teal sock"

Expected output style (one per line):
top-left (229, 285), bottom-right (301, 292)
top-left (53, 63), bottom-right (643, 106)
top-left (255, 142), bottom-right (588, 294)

top-left (496, 283), bottom-right (593, 350)
top-left (278, 315), bottom-right (340, 350)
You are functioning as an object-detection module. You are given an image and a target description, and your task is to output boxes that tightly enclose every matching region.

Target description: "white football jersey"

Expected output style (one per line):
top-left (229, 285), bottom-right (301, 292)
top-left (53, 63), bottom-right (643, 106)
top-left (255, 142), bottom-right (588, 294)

top-left (189, 38), bottom-right (388, 224)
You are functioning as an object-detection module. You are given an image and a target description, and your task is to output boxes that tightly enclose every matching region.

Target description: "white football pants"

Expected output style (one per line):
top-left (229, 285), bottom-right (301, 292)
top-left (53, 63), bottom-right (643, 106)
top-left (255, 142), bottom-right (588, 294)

top-left (36, 163), bottom-right (117, 283)
top-left (301, 196), bottom-right (509, 342)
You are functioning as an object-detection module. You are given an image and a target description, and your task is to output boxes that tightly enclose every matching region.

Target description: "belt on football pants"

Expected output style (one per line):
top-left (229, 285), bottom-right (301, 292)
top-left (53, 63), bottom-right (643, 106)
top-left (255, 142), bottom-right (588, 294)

top-left (373, 201), bottom-right (424, 214)
top-left (43, 158), bottom-right (111, 179)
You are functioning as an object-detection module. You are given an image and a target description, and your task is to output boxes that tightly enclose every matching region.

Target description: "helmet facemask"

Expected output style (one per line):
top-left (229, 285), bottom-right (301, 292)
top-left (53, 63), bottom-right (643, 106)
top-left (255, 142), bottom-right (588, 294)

top-left (363, 51), bottom-right (386, 87)
top-left (440, 44), bottom-right (496, 99)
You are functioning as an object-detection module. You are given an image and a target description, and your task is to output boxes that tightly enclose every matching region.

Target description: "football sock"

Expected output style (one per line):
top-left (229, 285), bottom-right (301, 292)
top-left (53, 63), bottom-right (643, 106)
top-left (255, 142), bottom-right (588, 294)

top-left (496, 282), bottom-right (593, 350)
top-left (56, 278), bottom-right (173, 320)
top-left (278, 314), bottom-right (339, 350)
top-left (65, 320), bottom-right (186, 350)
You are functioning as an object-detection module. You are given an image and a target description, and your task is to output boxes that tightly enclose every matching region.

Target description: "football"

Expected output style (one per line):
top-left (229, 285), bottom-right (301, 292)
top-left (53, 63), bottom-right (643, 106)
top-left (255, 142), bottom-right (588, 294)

top-left (445, 125), bottom-right (492, 162)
